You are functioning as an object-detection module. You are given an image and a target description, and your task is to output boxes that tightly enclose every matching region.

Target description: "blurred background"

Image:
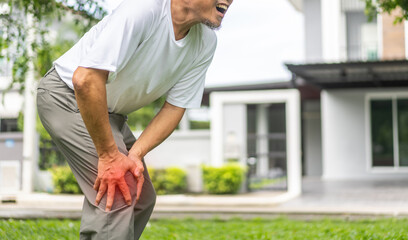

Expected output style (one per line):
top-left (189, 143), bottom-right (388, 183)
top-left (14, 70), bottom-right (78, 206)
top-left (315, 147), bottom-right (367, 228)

top-left (1, 0), bottom-right (408, 206)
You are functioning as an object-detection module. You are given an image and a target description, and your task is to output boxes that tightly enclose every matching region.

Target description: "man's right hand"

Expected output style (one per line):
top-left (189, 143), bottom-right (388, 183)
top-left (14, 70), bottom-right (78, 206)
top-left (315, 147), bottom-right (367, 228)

top-left (93, 150), bottom-right (144, 212)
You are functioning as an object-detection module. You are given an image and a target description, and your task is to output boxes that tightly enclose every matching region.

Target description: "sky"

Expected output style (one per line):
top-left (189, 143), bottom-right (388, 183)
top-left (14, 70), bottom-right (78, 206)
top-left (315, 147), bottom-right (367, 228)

top-left (103, 0), bottom-right (305, 87)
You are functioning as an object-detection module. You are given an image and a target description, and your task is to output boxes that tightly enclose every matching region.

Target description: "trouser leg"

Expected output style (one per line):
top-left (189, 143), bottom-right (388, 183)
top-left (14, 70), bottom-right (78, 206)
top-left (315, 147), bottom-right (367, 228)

top-left (121, 124), bottom-right (156, 239)
top-left (36, 67), bottom-right (156, 240)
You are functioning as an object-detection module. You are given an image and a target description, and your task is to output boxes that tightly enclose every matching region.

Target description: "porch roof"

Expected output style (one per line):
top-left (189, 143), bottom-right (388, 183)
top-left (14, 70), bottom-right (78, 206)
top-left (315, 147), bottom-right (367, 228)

top-left (285, 60), bottom-right (408, 89)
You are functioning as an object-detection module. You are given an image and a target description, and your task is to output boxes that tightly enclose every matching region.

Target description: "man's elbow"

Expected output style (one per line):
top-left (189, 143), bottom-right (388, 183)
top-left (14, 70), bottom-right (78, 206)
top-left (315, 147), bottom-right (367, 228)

top-left (72, 67), bottom-right (109, 93)
top-left (72, 67), bottom-right (91, 93)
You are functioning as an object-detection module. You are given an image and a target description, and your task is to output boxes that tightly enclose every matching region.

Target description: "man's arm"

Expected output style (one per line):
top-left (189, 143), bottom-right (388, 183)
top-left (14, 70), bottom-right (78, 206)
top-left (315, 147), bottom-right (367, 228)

top-left (128, 101), bottom-right (186, 162)
top-left (126, 101), bottom-right (185, 205)
top-left (72, 67), bottom-right (142, 211)
top-left (72, 67), bottom-right (185, 211)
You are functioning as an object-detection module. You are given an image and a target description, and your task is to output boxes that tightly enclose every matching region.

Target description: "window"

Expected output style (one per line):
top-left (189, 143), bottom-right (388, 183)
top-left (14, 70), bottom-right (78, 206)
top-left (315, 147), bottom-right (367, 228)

top-left (0, 118), bottom-right (18, 132)
top-left (369, 97), bottom-right (408, 168)
top-left (345, 11), bottom-right (378, 61)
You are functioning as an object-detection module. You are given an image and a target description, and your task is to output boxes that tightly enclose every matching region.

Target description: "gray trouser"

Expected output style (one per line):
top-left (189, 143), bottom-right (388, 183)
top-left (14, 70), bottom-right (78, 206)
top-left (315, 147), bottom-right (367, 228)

top-left (37, 67), bottom-right (156, 240)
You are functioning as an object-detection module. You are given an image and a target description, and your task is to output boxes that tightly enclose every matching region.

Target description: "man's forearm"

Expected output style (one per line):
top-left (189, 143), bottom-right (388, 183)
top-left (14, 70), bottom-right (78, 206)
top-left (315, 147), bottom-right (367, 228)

top-left (72, 67), bottom-right (117, 157)
top-left (129, 101), bottom-right (185, 159)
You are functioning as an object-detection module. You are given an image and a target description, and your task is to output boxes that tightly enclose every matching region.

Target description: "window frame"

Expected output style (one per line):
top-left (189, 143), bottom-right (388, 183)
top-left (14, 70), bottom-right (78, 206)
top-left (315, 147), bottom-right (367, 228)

top-left (366, 92), bottom-right (408, 173)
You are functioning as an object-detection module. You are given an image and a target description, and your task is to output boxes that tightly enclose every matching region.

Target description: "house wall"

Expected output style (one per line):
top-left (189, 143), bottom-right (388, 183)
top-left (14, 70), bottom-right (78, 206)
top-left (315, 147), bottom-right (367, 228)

top-left (141, 130), bottom-right (211, 192)
top-left (304, 0), bottom-right (323, 62)
top-left (321, 88), bottom-right (408, 180)
top-left (223, 104), bottom-right (247, 164)
top-left (0, 132), bottom-right (23, 193)
top-left (142, 130), bottom-right (211, 169)
top-left (321, 0), bottom-right (343, 61)
top-left (382, 8), bottom-right (406, 60)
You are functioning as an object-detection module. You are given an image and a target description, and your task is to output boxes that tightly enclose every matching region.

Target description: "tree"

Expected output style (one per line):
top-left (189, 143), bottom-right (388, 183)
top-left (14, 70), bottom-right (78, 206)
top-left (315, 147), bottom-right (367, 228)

top-left (2, 0), bottom-right (166, 145)
top-left (2, 1), bottom-right (165, 167)
top-left (365, 0), bottom-right (408, 23)
top-left (0, 0), bottom-right (107, 91)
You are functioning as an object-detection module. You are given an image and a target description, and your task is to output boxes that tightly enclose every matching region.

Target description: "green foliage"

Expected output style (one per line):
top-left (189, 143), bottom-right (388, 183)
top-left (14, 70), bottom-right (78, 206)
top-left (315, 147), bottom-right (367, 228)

top-left (35, 38), bottom-right (76, 77)
top-left (3, 218), bottom-right (408, 240)
top-left (49, 166), bottom-right (82, 194)
top-left (148, 167), bottom-right (187, 195)
top-left (18, 112), bottom-right (52, 140)
top-left (127, 97), bottom-right (166, 131)
top-left (249, 177), bottom-right (286, 190)
top-left (0, 219), bottom-right (80, 240)
top-left (19, 112), bottom-right (65, 169)
top-left (0, 0), bottom-right (107, 91)
top-left (189, 120), bottom-right (210, 130)
top-left (365, 0), bottom-right (408, 23)
top-left (16, 30), bottom-right (76, 169)
top-left (202, 164), bottom-right (246, 194)
top-left (34, 37), bottom-right (73, 169)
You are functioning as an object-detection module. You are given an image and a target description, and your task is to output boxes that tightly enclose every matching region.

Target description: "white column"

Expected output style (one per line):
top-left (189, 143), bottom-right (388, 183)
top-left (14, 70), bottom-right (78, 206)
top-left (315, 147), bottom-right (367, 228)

top-left (286, 92), bottom-right (302, 197)
top-left (210, 93), bottom-right (224, 167)
top-left (321, 0), bottom-right (342, 61)
top-left (22, 14), bottom-right (37, 193)
top-left (256, 105), bottom-right (269, 177)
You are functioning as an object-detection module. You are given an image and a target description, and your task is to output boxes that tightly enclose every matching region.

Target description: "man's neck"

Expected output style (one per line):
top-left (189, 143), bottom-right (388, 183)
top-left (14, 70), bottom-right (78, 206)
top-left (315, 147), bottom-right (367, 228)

top-left (171, 0), bottom-right (200, 40)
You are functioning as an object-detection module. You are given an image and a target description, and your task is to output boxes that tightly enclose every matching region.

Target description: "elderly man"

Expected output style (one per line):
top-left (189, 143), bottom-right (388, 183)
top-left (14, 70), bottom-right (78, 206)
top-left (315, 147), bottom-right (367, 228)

top-left (36, 0), bottom-right (232, 239)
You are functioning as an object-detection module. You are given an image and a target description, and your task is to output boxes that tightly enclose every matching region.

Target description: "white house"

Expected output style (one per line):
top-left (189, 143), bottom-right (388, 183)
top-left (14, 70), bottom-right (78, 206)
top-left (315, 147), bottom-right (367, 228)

top-left (142, 0), bottom-right (408, 198)
top-left (286, 0), bottom-right (408, 181)
top-left (148, 0), bottom-right (408, 196)
top-left (202, 0), bottom-right (408, 184)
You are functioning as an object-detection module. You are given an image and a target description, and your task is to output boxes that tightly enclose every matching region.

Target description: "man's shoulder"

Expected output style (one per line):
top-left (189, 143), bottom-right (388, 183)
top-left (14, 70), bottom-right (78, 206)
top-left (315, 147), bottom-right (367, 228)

top-left (113, 0), bottom-right (164, 20)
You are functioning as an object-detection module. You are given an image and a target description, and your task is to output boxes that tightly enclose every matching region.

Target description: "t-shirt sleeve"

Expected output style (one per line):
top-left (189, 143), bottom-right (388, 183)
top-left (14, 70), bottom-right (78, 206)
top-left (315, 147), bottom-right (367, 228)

top-left (166, 36), bottom-right (217, 109)
top-left (78, 0), bottom-right (155, 81)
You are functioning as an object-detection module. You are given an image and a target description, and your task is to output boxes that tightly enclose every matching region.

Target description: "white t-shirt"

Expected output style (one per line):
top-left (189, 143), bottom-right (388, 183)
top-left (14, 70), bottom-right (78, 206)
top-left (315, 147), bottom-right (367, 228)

top-left (53, 0), bottom-right (217, 115)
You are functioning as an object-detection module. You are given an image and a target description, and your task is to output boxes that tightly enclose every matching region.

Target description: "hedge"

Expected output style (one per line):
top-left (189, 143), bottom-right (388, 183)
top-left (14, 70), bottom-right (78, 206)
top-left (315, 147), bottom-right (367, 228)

top-left (148, 167), bottom-right (187, 195)
top-left (49, 166), bottom-right (187, 195)
top-left (49, 166), bottom-right (82, 194)
top-left (202, 164), bottom-right (246, 194)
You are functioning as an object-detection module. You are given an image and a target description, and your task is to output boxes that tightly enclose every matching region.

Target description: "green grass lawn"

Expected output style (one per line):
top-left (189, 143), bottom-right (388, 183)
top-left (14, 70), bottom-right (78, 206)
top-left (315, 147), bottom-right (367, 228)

top-left (1, 217), bottom-right (407, 239)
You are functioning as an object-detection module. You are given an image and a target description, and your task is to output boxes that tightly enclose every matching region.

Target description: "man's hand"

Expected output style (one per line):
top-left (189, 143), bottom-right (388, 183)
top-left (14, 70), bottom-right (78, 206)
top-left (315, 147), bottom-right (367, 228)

top-left (93, 150), bottom-right (145, 212)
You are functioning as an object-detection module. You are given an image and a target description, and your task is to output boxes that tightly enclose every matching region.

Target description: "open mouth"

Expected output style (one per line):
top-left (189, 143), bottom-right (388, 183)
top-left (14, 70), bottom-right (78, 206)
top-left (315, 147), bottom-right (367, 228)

top-left (216, 4), bottom-right (228, 14)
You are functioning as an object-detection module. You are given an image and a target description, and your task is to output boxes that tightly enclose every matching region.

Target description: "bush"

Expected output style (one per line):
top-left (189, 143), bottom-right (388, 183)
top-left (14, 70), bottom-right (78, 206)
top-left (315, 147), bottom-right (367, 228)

top-left (148, 167), bottom-right (187, 195)
top-left (189, 121), bottom-right (210, 130)
top-left (202, 164), bottom-right (246, 194)
top-left (49, 166), bottom-right (82, 194)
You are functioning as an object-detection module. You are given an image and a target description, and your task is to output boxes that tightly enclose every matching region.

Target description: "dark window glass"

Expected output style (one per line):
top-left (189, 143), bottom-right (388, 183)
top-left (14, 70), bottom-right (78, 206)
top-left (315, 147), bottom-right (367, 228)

top-left (267, 103), bottom-right (287, 173)
top-left (0, 118), bottom-right (19, 132)
top-left (398, 99), bottom-right (408, 166)
top-left (246, 104), bottom-right (257, 158)
top-left (371, 100), bottom-right (394, 167)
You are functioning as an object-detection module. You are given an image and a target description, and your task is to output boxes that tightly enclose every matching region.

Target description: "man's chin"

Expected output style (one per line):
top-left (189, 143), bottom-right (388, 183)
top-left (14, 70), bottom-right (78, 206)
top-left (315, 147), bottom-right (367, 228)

top-left (202, 19), bottom-right (222, 30)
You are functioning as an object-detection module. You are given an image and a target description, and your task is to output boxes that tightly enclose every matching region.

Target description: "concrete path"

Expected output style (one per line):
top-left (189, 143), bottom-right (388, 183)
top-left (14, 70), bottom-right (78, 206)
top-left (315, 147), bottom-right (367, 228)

top-left (1, 178), bottom-right (408, 220)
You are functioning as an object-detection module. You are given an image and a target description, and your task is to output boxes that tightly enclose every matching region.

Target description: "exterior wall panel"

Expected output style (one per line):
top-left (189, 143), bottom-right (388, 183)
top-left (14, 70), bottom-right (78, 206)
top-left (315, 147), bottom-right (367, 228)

top-left (304, 0), bottom-right (323, 62)
top-left (142, 130), bottom-right (211, 169)
top-left (322, 88), bottom-right (408, 179)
